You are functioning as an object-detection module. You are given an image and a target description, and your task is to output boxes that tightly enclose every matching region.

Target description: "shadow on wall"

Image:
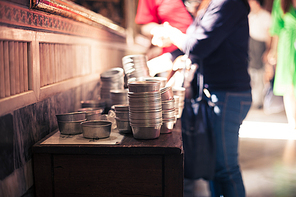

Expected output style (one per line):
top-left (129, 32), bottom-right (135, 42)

top-left (0, 80), bottom-right (100, 197)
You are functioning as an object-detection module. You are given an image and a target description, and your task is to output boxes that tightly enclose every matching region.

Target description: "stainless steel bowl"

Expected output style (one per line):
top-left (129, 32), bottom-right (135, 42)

top-left (115, 118), bottom-right (132, 134)
top-left (162, 109), bottom-right (176, 120)
top-left (56, 112), bottom-right (86, 121)
top-left (131, 125), bottom-right (161, 139)
top-left (57, 120), bottom-right (85, 135)
top-left (162, 99), bottom-right (175, 110)
top-left (111, 104), bottom-right (129, 112)
top-left (81, 120), bottom-right (112, 139)
top-left (128, 81), bottom-right (160, 93)
top-left (115, 111), bottom-right (129, 121)
top-left (160, 86), bottom-right (174, 101)
top-left (160, 120), bottom-right (175, 134)
top-left (56, 112), bottom-right (86, 135)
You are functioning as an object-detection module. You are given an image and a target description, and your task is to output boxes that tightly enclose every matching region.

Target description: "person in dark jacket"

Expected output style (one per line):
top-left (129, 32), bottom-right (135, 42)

top-left (151, 0), bottom-right (252, 196)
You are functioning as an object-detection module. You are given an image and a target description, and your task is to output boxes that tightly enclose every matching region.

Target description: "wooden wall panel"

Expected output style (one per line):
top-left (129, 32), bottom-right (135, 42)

top-left (38, 43), bottom-right (93, 87)
top-left (23, 42), bottom-right (28, 91)
top-left (19, 42), bottom-right (24, 93)
top-left (0, 40), bottom-right (30, 98)
top-left (9, 41), bottom-right (15, 95)
top-left (3, 41), bottom-right (10, 97)
top-left (0, 41), bottom-right (4, 98)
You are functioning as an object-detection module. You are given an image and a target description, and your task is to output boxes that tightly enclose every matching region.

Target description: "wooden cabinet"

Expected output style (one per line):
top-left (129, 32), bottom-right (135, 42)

top-left (33, 122), bottom-right (183, 197)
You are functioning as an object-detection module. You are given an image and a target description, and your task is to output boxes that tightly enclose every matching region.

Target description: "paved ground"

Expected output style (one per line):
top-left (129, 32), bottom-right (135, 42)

top-left (189, 108), bottom-right (296, 197)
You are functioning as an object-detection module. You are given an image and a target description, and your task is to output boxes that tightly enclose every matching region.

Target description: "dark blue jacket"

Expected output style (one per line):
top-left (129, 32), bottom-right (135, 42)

top-left (183, 0), bottom-right (251, 92)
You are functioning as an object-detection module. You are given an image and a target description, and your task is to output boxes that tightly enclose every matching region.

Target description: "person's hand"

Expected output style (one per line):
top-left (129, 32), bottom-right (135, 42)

top-left (267, 50), bottom-right (277, 65)
top-left (172, 55), bottom-right (191, 71)
top-left (264, 63), bottom-right (275, 83)
top-left (150, 23), bottom-right (172, 47)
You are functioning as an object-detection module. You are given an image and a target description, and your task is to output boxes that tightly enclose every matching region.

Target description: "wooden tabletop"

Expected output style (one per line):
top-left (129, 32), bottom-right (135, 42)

top-left (33, 120), bottom-right (183, 155)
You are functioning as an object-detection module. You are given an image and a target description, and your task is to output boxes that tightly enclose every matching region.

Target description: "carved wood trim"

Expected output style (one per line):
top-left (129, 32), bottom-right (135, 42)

top-left (0, 1), bottom-right (126, 42)
top-left (31, 0), bottom-right (126, 36)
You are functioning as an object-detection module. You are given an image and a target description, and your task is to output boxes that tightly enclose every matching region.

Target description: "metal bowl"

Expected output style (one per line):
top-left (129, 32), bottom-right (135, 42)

top-left (81, 120), bottom-right (112, 139)
top-left (111, 104), bottom-right (129, 112)
top-left (57, 120), bottom-right (85, 135)
top-left (160, 86), bottom-right (174, 101)
top-left (162, 109), bottom-right (176, 120)
top-left (160, 120), bottom-right (175, 134)
top-left (115, 111), bottom-right (129, 121)
top-left (131, 124), bottom-right (161, 139)
top-left (56, 112), bottom-right (86, 121)
top-left (128, 81), bottom-right (160, 93)
top-left (115, 118), bottom-right (132, 134)
top-left (162, 99), bottom-right (175, 110)
top-left (56, 112), bottom-right (86, 135)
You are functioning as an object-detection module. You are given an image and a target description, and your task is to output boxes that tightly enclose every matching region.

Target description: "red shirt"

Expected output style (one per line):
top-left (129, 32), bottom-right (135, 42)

top-left (135, 0), bottom-right (193, 54)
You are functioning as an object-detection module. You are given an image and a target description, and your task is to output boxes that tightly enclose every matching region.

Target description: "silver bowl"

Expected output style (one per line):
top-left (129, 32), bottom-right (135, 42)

top-left (56, 112), bottom-right (86, 135)
top-left (160, 120), bottom-right (175, 134)
top-left (131, 125), bottom-right (161, 139)
top-left (160, 86), bottom-right (174, 101)
top-left (162, 99), bottom-right (175, 110)
top-left (58, 120), bottom-right (85, 135)
top-left (111, 104), bottom-right (129, 112)
top-left (115, 118), bottom-right (132, 134)
top-left (162, 109), bottom-right (176, 119)
top-left (56, 112), bottom-right (86, 121)
top-left (81, 120), bottom-right (112, 139)
top-left (115, 111), bottom-right (129, 121)
top-left (128, 81), bottom-right (160, 93)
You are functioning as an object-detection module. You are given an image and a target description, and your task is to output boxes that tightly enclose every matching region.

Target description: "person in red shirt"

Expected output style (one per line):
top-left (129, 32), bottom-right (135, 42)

top-left (135, 0), bottom-right (193, 77)
top-left (135, 0), bottom-right (193, 58)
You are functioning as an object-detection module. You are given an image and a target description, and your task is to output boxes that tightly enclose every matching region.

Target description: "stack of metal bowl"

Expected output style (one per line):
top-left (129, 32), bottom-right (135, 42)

top-left (172, 87), bottom-right (185, 118)
top-left (128, 81), bottom-right (162, 139)
top-left (173, 95), bottom-right (180, 122)
top-left (110, 89), bottom-right (128, 105)
top-left (160, 86), bottom-right (175, 133)
top-left (56, 112), bottom-right (86, 135)
top-left (141, 77), bottom-right (167, 88)
top-left (100, 67), bottom-right (125, 107)
top-left (112, 104), bottom-right (131, 134)
top-left (122, 54), bottom-right (149, 83)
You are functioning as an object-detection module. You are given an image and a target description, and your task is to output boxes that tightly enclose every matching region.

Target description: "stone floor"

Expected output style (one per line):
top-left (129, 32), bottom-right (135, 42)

top-left (189, 108), bottom-right (296, 197)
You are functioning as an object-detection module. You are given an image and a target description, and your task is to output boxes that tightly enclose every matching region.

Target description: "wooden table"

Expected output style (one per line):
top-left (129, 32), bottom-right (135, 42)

top-left (33, 121), bottom-right (183, 197)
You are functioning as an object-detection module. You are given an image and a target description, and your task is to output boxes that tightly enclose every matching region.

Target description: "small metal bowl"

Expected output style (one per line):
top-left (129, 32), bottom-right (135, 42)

top-left (131, 124), bottom-right (161, 139)
top-left (160, 120), bottom-right (175, 134)
top-left (128, 81), bottom-right (160, 93)
top-left (57, 120), bottom-right (85, 135)
top-left (115, 111), bottom-right (129, 121)
top-left (160, 86), bottom-right (174, 101)
top-left (111, 104), bottom-right (129, 112)
top-left (56, 112), bottom-right (86, 135)
top-left (162, 99), bottom-right (175, 110)
top-left (115, 118), bottom-right (132, 134)
top-left (56, 112), bottom-right (85, 121)
top-left (81, 120), bottom-right (112, 139)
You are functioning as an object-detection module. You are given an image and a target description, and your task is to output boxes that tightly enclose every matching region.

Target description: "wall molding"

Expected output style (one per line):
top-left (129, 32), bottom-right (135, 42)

top-left (0, 1), bottom-right (126, 42)
top-left (0, 26), bottom-right (130, 116)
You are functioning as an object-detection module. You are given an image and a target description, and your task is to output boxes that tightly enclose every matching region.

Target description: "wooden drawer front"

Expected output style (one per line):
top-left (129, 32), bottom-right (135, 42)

top-left (53, 154), bottom-right (163, 197)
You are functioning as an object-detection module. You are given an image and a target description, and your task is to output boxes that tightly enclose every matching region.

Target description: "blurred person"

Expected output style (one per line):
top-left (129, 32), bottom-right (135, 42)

top-left (151, 0), bottom-right (252, 196)
top-left (135, 0), bottom-right (193, 77)
top-left (248, 0), bottom-right (271, 109)
top-left (268, 0), bottom-right (296, 129)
